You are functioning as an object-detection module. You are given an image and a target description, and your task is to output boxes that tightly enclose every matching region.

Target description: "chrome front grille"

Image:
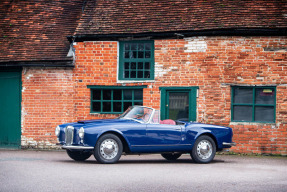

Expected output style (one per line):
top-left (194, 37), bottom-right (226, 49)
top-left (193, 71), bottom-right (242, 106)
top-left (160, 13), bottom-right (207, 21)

top-left (65, 126), bottom-right (74, 145)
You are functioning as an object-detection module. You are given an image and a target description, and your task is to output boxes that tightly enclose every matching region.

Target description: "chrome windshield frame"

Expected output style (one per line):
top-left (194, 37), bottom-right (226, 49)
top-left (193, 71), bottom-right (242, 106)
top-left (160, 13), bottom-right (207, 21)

top-left (119, 106), bottom-right (155, 124)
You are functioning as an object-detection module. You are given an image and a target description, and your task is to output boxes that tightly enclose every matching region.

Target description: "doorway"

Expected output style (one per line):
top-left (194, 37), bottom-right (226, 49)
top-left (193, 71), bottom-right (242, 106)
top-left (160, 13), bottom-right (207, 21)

top-left (160, 87), bottom-right (198, 122)
top-left (0, 69), bottom-right (22, 148)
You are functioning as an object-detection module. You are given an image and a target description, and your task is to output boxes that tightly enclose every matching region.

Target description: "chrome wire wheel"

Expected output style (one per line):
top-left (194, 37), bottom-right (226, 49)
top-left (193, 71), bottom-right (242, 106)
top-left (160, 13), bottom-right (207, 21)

top-left (191, 135), bottom-right (216, 164)
top-left (94, 134), bottom-right (123, 164)
top-left (196, 140), bottom-right (213, 160)
top-left (100, 139), bottom-right (119, 160)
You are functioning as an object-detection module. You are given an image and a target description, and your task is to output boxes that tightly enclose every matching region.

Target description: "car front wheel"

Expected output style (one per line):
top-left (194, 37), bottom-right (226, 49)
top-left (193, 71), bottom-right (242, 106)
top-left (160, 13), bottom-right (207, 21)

top-left (190, 135), bottom-right (216, 164)
top-left (66, 150), bottom-right (92, 161)
top-left (161, 153), bottom-right (182, 161)
top-left (94, 134), bottom-right (123, 164)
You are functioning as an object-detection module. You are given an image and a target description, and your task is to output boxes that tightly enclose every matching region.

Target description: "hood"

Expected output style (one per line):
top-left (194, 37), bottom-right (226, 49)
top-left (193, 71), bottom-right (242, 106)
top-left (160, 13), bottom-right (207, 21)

top-left (60, 118), bottom-right (139, 130)
top-left (77, 118), bottom-right (131, 124)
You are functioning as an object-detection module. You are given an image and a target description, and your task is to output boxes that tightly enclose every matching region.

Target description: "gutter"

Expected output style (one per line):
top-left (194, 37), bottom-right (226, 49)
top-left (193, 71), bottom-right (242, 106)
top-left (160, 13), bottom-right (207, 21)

top-left (0, 60), bottom-right (74, 68)
top-left (68, 28), bottom-right (287, 42)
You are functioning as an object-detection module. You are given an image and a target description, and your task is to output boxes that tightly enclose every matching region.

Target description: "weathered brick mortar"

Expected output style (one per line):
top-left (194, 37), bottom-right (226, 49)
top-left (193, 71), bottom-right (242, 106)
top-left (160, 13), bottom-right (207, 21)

top-left (21, 67), bottom-right (74, 149)
top-left (21, 36), bottom-right (287, 155)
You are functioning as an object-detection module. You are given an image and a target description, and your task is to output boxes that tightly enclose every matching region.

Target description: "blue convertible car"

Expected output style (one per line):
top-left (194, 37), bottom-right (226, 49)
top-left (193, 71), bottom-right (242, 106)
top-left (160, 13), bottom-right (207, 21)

top-left (55, 106), bottom-right (235, 164)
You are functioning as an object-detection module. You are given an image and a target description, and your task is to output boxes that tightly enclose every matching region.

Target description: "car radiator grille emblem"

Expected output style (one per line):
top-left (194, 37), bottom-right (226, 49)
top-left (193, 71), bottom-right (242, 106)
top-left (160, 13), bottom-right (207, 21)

top-left (65, 126), bottom-right (74, 145)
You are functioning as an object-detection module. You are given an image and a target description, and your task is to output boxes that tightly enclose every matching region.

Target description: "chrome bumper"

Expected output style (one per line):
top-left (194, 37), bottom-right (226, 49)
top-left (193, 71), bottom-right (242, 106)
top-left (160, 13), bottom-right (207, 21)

top-left (61, 145), bottom-right (94, 150)
top-left (222, 142), bottom-right (236, 146)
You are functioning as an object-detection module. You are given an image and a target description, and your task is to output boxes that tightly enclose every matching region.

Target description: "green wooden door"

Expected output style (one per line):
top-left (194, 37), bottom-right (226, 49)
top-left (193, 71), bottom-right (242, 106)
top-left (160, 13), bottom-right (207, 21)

top-left (0, 70), bottom-right (21, 148)
top-left (160, 87), bottom-right (198, 122)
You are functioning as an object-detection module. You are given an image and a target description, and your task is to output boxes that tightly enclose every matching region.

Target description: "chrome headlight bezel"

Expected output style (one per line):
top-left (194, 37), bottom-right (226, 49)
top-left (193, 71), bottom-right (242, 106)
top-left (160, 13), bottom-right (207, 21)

top-left (55, 126), bottom-right (60, 137)
top-left (78, 127), bottom-right (85, 139)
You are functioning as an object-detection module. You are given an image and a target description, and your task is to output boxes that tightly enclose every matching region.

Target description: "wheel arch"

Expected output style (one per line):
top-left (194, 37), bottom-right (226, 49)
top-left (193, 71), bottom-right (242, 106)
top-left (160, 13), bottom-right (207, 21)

top-left (98, 130), bottom-right (131, 153)
top-left (196, 132), bottom-right (219, 151)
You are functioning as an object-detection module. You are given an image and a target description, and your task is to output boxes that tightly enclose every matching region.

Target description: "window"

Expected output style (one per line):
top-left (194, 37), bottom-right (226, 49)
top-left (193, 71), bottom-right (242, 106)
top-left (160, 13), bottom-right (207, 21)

top-left (88, 86), bottom-right (146, 114)
top-left (119, 41), bottom-right (154, 80)
top-left (231, 86), bottom-right (276, 122)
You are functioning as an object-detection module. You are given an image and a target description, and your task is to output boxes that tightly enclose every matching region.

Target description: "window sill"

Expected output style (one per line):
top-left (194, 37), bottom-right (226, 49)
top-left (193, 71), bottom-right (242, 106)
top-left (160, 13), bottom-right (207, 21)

top-left (230, 122), bottom-right (276, 125)
top-left (117, 80), bottom-right (155, 84)
top-left (90, 112), bottom-right (122, 115)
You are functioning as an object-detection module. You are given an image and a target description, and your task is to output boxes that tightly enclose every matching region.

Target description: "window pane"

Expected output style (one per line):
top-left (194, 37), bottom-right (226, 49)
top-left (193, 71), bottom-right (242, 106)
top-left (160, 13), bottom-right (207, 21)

top-left (144, 71), bottom-right (150, 78)
top-left (124, 71), bottom-right (129, 78)
top-left (113, 90), bottom-right (122, 100)
top-left (233, 106), bottom-right (252, 121)
top-left (131, 71), bottom-right (136, 78)
top-left (92, 102), bottom-right (101, 112)
top-left (233, 88), bottom-right (253, 104)
top-left (138, 62), bottom-right (143, 69)
top-left (124, 51), bottom-right (130, 58)
top-left (124, 43), bottom-right (130, 50)
top-left (103, 102), bottom-right (111, 112)
top-left (113, 102), bottom-right (122, 112)
top-left (255, 106), bottom-right (274, 122)
top-left (134, 89), bottom-right (143, 100)
top-left (124, 62), bottom-right (129, 69)
top-left (255, 88), bottom-right (275, 105)
top-left (134, 102), bottom-right (143, 106)
top-left (92, 90), bottom-right (101, 100)
top-left (123, 90), bottom-right (132, 100)
top-left (103, 90), bottom-right (111, 100)
top-left (145, 51), bottom-right (151, 58)
top-left (131, 62), bottom-right (136, 69)
top-left (138, 51), bottom-right (144, 58)
top-left (137, 71), bottom-right (143, 78)
top-left (138, 43), bottom-right (144, 51)
top-left (132, 51), bottom-right (137, 58)
top-left (131, 44), bottom-right (137, 50)
top-left (124, 102), bottom-right (132, 111)
top-left (145, 62), bottom-right (150, 69)
top-left (169, 92), bottom-right (189, 121)
top-left (145, 43), bottom-right (151, 50)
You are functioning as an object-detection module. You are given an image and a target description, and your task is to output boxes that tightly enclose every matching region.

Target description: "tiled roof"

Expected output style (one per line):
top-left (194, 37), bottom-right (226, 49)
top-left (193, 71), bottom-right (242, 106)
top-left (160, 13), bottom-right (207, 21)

top-left (75, 0), bottom-right (287, 35)
top-left (0, 0), bottom-right (83, 64)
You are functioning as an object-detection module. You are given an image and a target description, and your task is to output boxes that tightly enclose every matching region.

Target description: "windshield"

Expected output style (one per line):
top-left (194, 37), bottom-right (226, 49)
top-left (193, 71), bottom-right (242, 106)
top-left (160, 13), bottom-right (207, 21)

top-left (119, 106), bottom-right (153, 123)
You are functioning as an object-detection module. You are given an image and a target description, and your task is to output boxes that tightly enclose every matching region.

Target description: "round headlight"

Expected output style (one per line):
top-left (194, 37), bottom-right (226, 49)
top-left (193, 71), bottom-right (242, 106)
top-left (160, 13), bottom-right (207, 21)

top-left (79, 127), bottom-right (85, 139)
top-left (55, 126), bottom-right (60, 137)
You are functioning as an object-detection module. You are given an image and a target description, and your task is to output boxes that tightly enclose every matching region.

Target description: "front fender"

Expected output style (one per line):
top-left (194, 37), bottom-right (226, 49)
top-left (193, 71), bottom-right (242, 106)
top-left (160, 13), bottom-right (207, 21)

top-left (96, 129), bottom-right (132, 150)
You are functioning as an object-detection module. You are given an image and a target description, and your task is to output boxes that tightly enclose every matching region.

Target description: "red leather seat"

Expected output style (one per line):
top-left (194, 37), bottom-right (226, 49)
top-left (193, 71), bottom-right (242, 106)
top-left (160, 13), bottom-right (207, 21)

top-left (160, 119), bottom-right (176, 125)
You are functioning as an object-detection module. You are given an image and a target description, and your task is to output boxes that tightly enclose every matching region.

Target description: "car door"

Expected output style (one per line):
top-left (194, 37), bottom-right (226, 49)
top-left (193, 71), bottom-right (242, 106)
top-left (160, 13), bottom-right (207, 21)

top-left (146, 124), bottom-right (183, 145)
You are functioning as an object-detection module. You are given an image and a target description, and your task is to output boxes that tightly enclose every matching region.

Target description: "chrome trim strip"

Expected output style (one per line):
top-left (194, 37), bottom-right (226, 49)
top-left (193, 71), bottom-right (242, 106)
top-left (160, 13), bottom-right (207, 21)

top-left (131, 144), bottom-right (192, 147)
top-left (62, 145), bottom-right (94, 150)
top-left (223, 142), bottom-right (236, 146)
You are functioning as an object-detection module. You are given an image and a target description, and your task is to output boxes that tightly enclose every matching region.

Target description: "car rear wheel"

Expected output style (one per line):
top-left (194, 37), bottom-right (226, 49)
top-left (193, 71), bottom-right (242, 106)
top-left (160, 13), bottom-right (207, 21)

top-left (161, 153), bottom-right (182, 161)
top-left (66, 150), bottom-right (92, 161)
top-left (94, 134), bottom-right (123, 164)
top-left (190, 135), bottom-right (216, 164)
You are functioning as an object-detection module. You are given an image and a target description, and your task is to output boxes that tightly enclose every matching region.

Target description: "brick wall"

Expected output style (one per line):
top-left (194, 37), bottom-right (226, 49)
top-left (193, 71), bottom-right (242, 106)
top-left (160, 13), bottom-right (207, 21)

top-left (21, 68), bottom-right (74, 148)
top-left (22, 36), bottom-right (287, 155)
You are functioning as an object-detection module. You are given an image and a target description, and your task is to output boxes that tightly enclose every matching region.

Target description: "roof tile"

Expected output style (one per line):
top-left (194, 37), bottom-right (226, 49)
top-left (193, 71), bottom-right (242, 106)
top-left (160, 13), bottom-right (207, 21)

top-left (0, 0), bottom-right (84, 63)
top-left (75, 0), bottom-right (287, 35)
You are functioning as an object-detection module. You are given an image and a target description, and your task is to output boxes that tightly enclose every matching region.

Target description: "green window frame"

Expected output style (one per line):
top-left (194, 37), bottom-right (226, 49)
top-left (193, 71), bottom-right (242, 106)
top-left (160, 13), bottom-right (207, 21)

top-left (231, 86), bottom-right (276, 123)
top-left (119, 41), bottom-right (154, 81)
top-left (87, 85), bottom-right (147, 114)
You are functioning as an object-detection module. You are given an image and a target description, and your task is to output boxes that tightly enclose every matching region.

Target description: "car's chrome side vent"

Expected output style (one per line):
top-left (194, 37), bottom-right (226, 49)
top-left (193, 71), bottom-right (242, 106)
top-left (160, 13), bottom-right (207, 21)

top-left (65, 126), bottom-right (74, 145)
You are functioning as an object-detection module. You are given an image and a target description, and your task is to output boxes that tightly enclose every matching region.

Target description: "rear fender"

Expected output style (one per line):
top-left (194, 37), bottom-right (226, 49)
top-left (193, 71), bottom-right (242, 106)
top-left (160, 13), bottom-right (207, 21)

top-left (194, 132), bottom-right (219, 151)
